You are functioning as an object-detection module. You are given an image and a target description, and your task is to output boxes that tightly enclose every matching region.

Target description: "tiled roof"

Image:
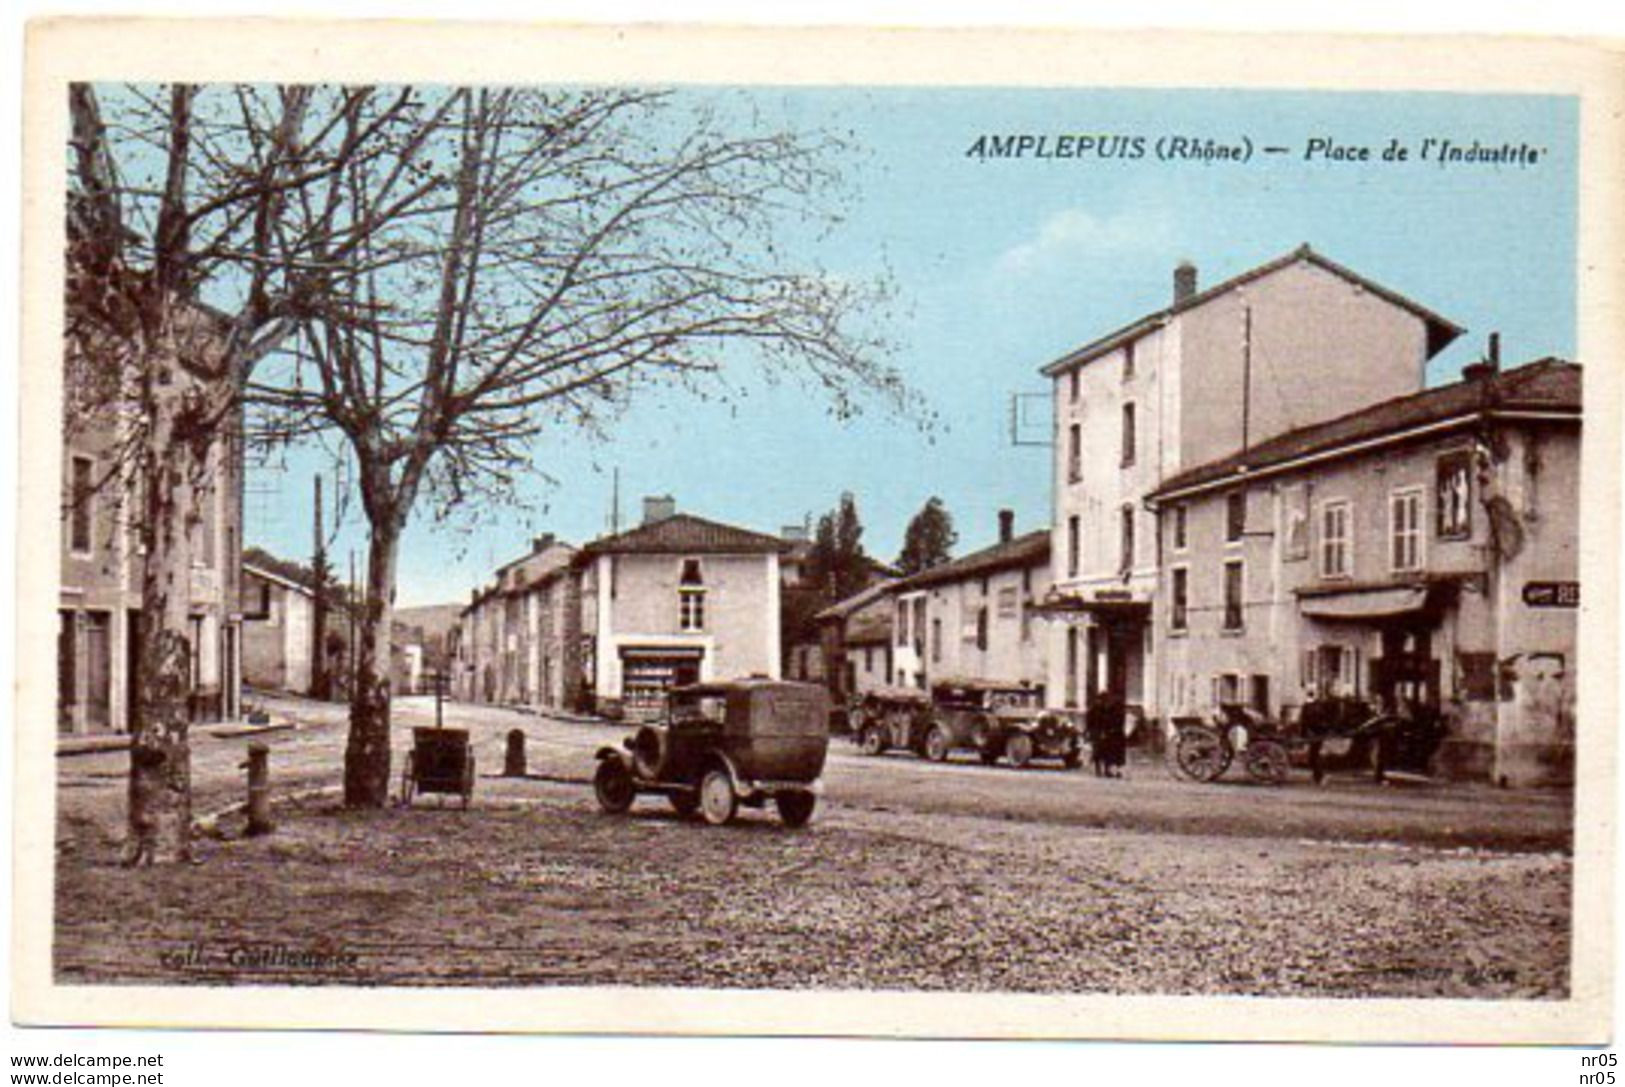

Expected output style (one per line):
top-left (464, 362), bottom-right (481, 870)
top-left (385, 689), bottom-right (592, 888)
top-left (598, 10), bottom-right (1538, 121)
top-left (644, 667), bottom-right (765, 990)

top-left (1039, 244), bottom-right (1464, 377)
top-left (1150, 359), bottom-right (1581, 500)
top-left (893, 530), bottom-right (1051, 593)
top-left (844, 608), bottom-right (893, 645)
top-left (813, 579), bottom-right (897, 623)
top-left (579, 513), bottom-right (791, 557)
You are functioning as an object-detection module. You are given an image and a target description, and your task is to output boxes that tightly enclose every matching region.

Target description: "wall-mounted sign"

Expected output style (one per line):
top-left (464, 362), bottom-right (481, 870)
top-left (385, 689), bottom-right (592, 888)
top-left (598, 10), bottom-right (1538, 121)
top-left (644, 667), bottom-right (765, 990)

top-left (1522, 581), bottom-right (1579, 608)
top-left (1093, 589), bottom-right (1134, 602)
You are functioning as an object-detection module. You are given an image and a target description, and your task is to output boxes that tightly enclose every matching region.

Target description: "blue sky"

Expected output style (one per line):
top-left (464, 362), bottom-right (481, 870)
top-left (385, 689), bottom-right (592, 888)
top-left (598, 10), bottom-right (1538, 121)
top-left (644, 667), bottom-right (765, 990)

top-left (242, 87), bottom-right (1577, 607)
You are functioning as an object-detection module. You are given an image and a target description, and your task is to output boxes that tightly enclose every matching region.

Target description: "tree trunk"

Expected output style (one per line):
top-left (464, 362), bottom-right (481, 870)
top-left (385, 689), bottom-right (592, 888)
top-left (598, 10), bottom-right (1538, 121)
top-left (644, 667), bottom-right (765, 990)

top-left (344, 518), bottom-right (400, 806)
top-left (125, 354), bottom-right (204, 866)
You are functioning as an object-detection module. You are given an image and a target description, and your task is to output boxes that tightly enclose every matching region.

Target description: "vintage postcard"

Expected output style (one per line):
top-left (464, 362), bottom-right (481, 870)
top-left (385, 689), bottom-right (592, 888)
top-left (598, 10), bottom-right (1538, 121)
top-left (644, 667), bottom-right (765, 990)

top-left (14, 19), bottom-right (1624, 1042)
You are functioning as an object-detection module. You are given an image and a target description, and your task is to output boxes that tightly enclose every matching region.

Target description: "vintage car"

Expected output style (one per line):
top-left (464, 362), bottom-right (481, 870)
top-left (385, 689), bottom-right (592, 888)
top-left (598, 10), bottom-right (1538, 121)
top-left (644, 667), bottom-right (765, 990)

top-left (853, 678), bottom-right (1082, 769)
top-left (593, 678), bottom-right (830, 827)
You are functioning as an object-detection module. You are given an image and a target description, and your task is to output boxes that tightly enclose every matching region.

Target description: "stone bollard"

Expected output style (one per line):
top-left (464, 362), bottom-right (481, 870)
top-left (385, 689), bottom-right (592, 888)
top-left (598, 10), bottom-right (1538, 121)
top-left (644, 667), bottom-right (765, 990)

top-left (503, 729), bottom-right (527, 777)
top-left (242, 742), bottom-right (274, 836)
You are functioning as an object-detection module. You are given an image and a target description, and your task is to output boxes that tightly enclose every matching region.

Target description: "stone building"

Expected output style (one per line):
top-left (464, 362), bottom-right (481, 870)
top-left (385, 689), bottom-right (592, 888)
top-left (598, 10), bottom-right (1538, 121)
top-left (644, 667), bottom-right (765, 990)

top-left (1039, 245), bottom-right (1463, 716)
top-left (889, 512), bottom-right (1050, 694)
top-left (58, 317), bottom-right (244, 735)
top-left (1147, 356), bottom-right (1580, 785)
top-left (452, 535), bottom-right (579, 711)
top-left (575, 497), bottom-right (787, 720)
top-left (813, 579), bottom-right (897, 704)
top-left (241, 561), bottom-right (315, 695)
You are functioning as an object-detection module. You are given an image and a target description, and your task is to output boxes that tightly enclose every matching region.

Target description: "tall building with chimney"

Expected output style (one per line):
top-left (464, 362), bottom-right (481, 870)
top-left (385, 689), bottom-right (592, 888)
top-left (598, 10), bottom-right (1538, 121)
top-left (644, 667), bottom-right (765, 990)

top-left (1037, 245), bottom-right (1463, 719)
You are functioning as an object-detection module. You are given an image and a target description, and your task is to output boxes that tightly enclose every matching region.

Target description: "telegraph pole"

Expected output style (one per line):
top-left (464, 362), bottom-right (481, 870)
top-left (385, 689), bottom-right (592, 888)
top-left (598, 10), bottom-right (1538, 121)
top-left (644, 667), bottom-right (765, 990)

top-left (310, 473), bottom-right (331, 700)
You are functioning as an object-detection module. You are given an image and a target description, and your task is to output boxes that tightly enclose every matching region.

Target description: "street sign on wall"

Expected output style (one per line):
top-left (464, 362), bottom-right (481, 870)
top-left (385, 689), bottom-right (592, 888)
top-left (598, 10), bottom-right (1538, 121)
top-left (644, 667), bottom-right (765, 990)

top-left (1522, 581), bottom-right (1579, 608)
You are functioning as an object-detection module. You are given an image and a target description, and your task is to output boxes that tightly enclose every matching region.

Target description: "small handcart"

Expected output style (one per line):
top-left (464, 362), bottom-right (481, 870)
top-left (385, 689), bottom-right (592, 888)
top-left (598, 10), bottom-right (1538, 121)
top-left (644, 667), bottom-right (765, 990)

top-left (400, 726), bottom-right (476, 808)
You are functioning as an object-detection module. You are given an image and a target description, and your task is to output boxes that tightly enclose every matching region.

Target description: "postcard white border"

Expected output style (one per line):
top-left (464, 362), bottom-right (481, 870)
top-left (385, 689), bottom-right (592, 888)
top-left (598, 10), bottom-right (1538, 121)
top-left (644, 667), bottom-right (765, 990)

top-left (15, 19), bottom-right (1623, 1042)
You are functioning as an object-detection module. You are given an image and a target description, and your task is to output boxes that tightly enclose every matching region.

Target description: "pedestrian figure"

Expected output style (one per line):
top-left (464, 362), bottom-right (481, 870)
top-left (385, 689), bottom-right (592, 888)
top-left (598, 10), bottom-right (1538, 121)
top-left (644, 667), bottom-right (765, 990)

top-left (1093, 690), bottom-right (1128, 778)
top-left (1086, 700), bottom-right (1108, 777)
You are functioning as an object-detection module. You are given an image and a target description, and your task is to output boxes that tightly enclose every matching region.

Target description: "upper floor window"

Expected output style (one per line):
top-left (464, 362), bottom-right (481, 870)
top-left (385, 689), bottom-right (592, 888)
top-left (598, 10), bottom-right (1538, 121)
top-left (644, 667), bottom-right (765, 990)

top-left (1122, 339), bottom-right (1136, 380)
top-left (896, 599), bottom-right (910, 647)
top-left (1226, 490), bottom-right (1246, 543)
top-left (1170, 567), bottom-right (1189, 632)
top-left (1320, 500), bottom-right (1352, 579)
top-left (1121, 402), bottom-right (1137, 467)
top-left (1172, 504), bottom-right (1188, 551)
top-left (1067, 423), bottom-right (1082, 483)
top-left (678, 558), bottom-right (705, 631)
top-left (930, 617), bottom-right (942, 663)
top-left (975, 606), bottom-right (989, 652)
top-left (1119, 505), bottom-right (1135, 573)
top-left (1069, 367), bottom-right (1080, 404)
top-left (1391, 488), bottom-right (1424, 572)
top-left (1067, 515), bottom-right (1081, 578)
top-left (1223, 559), bottom-right (1245, 630)
top-left (1436, 451), bottom-right (1473, 539)
top-left (69, 454), bottom-right (94, 554)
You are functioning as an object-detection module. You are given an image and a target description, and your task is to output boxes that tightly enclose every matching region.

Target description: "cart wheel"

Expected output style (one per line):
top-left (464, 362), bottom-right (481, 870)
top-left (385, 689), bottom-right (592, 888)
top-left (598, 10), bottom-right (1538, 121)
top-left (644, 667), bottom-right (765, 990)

top-left (1244, 741), bottom-right (1289, 786)
top-left (699, 768), bottom-right (737, 826)
top-left (594, 759), bottom-right (636, 814)
top-left (668, 791), bottom-right (700, 818)
top-left (923, 725), bottom-right (952, 763)
top-left (1005, 732), bottom-right (1035, 769)
top-left (859, 726), bottom-right (887, 757)
top-left (776, 791), bottom-right (817, 828)
top-left (1174, 726), bottom-right (1230, 783)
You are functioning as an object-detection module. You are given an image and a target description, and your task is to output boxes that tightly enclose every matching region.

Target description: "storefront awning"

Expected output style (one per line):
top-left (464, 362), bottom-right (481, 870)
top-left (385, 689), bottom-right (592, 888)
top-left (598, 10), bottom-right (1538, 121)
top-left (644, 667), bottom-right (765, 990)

top-left (1299, 585), bottom-right (1428, 621)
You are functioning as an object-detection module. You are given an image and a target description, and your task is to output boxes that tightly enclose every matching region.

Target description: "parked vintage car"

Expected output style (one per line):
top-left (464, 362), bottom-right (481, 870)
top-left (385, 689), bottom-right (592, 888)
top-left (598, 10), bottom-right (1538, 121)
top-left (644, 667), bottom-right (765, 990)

top-left (593, 678), bottom-right (830, 827)
top-left (853, 678), bottom-right (1082, 769)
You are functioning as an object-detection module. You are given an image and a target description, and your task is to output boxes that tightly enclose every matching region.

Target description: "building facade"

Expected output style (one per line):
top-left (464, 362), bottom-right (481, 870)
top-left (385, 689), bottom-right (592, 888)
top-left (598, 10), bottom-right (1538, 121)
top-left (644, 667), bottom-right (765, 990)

top-left (241, 562), bottom-right (315, 695)
top-left (452, 535), bottom-right (580, 711)
top-left (58, 340), bottom-right (244, 735)
top-left (577, 499), bottom-right (786, 720)
top-left (1147, 358), bottom-right (1580, 785)
top-left (889, 513), bottom-right (1050, 694)
top-left (814, 579), bottom-right (896, 704)
top-left (1040, 246), bottom-right (1463, 718)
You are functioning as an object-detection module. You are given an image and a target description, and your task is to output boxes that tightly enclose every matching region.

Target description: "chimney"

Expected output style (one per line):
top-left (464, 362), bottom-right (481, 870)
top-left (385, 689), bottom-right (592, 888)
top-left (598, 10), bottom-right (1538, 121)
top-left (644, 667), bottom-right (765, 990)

top-left (532, 533), bottom-right (555, 553)
top-left (1173, 261), bottom-right (1198, 306)
top-left (642, 495), bottom-right (676, 525)
top-left (1462, 333), bottom-right (1502, 383)
top-left (998, 508), bottom-right (1015, 544)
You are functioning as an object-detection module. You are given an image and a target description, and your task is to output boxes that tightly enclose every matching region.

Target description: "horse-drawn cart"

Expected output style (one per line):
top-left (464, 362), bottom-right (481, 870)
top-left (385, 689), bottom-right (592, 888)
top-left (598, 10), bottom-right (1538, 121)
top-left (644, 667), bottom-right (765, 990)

top-left (1167, 698), bottom-right (1443, 786)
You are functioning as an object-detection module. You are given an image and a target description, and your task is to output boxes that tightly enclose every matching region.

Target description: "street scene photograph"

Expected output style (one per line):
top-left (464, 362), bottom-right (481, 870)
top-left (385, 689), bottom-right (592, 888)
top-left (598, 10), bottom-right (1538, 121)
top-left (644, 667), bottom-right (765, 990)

top-left (26, 34), bottom-right (1604, 1037)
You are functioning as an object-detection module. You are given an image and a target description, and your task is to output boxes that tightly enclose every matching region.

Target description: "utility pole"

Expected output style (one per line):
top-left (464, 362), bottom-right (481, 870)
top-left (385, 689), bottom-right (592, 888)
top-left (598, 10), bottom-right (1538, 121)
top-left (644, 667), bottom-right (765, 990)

top-left (610, 466), bottom-right (621, 535)
top-left (1241, 304), bottom-right (1253, 454)
top-left (310, 473), bottom-right (331, 700)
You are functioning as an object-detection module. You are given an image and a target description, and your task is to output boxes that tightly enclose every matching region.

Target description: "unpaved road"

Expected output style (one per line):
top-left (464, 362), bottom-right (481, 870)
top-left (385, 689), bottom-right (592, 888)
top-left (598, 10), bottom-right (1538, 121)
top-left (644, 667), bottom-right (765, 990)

top-left (52, 693), bottom-right (1572, 996)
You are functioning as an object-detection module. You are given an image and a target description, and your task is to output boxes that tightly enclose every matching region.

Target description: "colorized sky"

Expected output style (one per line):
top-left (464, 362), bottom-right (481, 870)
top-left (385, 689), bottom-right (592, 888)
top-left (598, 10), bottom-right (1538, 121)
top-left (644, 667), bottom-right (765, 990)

top-left (240, 87), bottom-right (1578, 607)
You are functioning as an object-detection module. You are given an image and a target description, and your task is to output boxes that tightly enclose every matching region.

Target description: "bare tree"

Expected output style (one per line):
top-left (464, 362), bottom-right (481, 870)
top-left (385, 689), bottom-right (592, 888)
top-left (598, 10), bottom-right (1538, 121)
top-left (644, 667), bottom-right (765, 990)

top-left (65, 84), bottom-right (448, 862)
top-left (253, 87), bottom-right (910, 807)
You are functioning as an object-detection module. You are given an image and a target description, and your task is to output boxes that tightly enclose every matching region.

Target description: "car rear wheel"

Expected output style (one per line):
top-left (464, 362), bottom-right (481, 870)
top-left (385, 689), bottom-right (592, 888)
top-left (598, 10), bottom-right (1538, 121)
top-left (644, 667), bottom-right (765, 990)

top-left (1005, 732), bottom-right (1035, 768)
top-left (776, 791), bottom-right (817, 828)
top-left (860, 726), bottom-right (887, 756)
top-left (593, 759), bottom-right (635, 814)
top-left (699, 768), bottom-right (738, 826)
top-left (923, 725), bottom-right (952, 763)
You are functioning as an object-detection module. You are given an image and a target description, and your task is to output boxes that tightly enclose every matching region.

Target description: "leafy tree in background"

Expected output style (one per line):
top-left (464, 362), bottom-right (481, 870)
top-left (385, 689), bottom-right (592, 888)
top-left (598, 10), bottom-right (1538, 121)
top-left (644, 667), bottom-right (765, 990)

top-left (807, 492), bottom-right (870, 604)
top-left (896, 496), bottom-right (957, 576)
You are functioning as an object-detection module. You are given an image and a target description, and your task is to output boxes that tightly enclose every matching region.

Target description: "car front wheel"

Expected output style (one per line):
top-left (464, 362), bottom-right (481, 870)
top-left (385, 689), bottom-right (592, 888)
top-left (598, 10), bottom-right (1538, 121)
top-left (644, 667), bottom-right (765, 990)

top-left (594, 759), bottom-right (635, 814)
top-left (923, 725), bottom-right (952, 763)
top-left (776, 791), bottom-right (817, 828)
top-left (699, 768), bottom-right (738, 826)
top-left (860, 726), bottom-right (887, 756)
